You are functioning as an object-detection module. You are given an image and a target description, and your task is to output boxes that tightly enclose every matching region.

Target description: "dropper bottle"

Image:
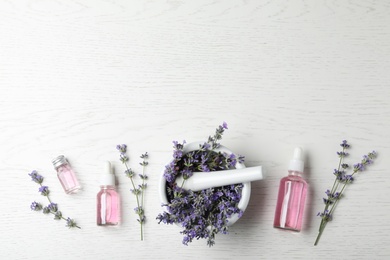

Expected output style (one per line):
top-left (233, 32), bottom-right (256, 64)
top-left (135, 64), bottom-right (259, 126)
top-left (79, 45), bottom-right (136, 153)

top-left (273, 147), bottom-right (308, 231)
top-left (97, 161), bottom-right (120, 226)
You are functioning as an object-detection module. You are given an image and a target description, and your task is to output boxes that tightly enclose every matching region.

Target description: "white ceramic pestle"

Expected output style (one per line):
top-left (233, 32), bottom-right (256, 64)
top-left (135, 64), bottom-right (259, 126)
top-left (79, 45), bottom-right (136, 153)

top-left (174, 166), bottom-right (263, 192)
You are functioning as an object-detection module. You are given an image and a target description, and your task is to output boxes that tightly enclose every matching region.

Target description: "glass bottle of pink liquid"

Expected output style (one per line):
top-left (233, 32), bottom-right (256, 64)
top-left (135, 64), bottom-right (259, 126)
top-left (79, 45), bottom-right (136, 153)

top-left (52, 155), bottom-right (81, 194)
top-left (274, 147), bottom-right (307, 231)
top-left (97, 161), bottom-right (120, 226)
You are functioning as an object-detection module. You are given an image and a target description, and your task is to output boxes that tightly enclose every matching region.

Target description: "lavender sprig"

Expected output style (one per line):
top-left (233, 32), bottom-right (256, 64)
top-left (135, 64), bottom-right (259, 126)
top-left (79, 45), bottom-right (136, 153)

top-left (116, 145), bottom-right (148, 241)
top-left (157, 122), bottom-right (245, 247)
top-left (28, 170), bottom-right (80, 229)
top-left (314, 140), bottom-right (377, 246)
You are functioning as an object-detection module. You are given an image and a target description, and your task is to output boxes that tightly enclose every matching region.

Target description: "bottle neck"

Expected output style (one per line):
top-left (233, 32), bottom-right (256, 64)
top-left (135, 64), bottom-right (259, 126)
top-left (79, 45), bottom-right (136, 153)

top-left (288, 170), bottom-right (303, 177)
top-left (100, 185), bottom-right (115, 189)
top-left (55, 163), bottom-right (69, 171)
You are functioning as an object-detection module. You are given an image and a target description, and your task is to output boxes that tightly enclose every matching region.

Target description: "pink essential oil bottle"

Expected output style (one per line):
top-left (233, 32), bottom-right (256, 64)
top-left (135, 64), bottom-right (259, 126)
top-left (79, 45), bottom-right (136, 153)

top-left (52, 155), bottom-right (81, 194)
top-left (97, 161), bottom-right (120, 226)
top-left (274, 147), bottom-right (307, 231)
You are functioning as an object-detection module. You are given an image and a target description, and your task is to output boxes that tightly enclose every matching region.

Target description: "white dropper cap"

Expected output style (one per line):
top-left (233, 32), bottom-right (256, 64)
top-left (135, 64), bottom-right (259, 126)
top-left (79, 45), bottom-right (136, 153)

top-left (100, 161), bottom-right (115, 186)
top-left (288, 147), bottom-right (304, 173)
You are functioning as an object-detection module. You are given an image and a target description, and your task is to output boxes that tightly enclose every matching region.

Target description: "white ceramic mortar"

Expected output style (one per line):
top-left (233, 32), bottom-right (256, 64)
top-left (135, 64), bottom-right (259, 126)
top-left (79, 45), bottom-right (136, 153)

top-left (158, 141), bottom-right (251, 226)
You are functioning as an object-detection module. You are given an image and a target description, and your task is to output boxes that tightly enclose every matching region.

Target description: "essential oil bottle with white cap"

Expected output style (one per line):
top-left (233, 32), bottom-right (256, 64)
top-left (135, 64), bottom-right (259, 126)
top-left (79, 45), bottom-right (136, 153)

top-left (273, 147), bottom-right (308, 231)
top-left (52, 155), bottom-right (81, 194)
top-left (97, 161), bottom-right (120, 226)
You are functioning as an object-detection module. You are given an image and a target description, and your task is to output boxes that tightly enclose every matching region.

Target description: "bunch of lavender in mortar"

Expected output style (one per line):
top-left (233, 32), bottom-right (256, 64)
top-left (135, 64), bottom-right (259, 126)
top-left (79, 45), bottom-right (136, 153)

top-left (29, 170), bottom-right (80, 229)
top-left (156, 122), bottom-right (245, 247)
top-left (314, 140), bottom-right (377, 245)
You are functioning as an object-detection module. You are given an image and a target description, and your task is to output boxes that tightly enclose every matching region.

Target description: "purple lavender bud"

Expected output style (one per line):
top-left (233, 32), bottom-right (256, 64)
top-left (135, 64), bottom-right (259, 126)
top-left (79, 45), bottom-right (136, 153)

top-left (222, 122), bottom-right (228, 129)
top-left (30, 201), bottom-right (42, 211)
top-left (39, 186), bottom-right (50, 196)
top-left (54, 211), bottom-right (62, 220)
top-left (353, 163), bottom-right (364, 172)
top-left (28, 170), bottom-right (44, 184)
top-left (48, 202), bottom-right (58, 212)
top-left (337, 151), bottom-right (348, 158)
top-left (42, 207), bottom-right (50, 214)
top-left (116, 144), bottom-right (127, 153)
top-left (66, 218), bottom-right (78, 228)
top-left (340, 140), bottom-right (350, 148)
top-left (120, 154), bottom-right (129, 163)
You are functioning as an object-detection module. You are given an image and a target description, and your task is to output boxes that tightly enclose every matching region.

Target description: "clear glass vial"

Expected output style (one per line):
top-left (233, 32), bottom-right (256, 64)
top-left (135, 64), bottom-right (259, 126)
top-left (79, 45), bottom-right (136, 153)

top-left (273, 147), bottom-right (308, 231)
top-left (52, 155), bottom-right (81, 194)
top-left (97, 161), bottom-right (120, 226)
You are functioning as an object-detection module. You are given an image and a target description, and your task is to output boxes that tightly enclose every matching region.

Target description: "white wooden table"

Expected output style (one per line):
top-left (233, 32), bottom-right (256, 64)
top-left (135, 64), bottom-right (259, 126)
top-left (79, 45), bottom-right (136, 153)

top-left (1, 1), bottom-right (389, 259)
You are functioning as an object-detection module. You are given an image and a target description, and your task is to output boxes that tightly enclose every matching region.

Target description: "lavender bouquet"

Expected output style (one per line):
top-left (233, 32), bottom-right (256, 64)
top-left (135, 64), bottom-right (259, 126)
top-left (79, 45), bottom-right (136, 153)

top-left (314, 140), bottom-right (377, 245)
top-left (156, 123), bottom-right (245, 247)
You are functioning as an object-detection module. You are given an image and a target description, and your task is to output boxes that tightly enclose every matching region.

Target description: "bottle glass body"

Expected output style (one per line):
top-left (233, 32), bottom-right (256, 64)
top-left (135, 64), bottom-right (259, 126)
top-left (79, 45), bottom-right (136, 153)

top-left (97, 186), bottom-right (120, 226)
top-left (273, 171), bottom-right (307, 231)
top-left (56, 163), bottom-right (81, 194)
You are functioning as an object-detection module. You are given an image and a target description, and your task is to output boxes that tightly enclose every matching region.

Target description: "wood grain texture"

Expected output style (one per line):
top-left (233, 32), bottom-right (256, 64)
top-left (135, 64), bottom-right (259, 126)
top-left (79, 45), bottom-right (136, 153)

top-left (1, 0), bottom-right (389, 259)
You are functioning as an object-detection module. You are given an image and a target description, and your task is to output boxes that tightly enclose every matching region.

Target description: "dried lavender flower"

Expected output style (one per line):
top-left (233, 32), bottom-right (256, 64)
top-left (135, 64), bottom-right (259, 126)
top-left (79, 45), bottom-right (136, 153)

top-left (117, 145), bottom-right (148, 240)
top-left (314, 141), bottom-right (377, 245)
top-left (28, 170), bottom-right (80, 229)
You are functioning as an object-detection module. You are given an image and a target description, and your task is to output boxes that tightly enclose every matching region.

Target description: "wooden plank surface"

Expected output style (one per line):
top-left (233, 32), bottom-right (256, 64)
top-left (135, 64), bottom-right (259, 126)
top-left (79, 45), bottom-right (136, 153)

top-left (1, 0), bottom-right (389, 259)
